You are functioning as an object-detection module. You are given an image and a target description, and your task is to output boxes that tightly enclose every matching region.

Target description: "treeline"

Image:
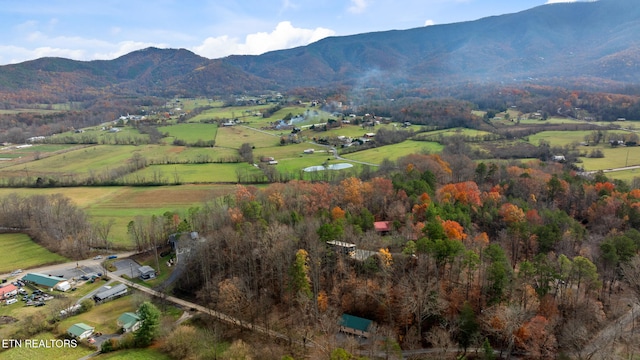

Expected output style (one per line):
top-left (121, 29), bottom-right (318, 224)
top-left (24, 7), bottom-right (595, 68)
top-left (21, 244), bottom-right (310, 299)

top-left (0, 193), bottom-right (93, 258)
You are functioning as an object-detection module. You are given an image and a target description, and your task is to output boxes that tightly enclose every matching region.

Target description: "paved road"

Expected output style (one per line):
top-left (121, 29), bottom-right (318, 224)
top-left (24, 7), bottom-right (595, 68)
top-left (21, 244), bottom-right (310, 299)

top-left (0, 251), bottom-right (138, 283)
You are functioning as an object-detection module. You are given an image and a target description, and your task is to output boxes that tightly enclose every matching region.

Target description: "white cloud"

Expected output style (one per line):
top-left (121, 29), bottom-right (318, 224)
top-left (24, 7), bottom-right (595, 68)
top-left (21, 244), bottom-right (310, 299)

top-left (192, 21), bottom-right (335, 59)
top-left (424, 19), bottom-right (435, 26)
top-left (348, 0), bottom-right (369, 14)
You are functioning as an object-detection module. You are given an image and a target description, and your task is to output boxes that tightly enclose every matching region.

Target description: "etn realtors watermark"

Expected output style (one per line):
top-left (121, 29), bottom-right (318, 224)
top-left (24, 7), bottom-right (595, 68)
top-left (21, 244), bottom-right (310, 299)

top-left (2, 339), bottom-right (78, 349)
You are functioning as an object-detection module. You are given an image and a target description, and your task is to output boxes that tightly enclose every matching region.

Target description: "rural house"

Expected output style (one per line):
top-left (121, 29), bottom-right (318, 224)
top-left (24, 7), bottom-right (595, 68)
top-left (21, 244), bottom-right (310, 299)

top-left (138, 265), bottom-right (156, 280)
top-left (67, 323), bottom-right (94, 340)
top-left (0, 284), bottom-right (18, 299)
top-left (374, 221), bottom-right (392, 234)
top-left (117, 312), bottom-right (141, 333)
top-left (340, 314), bottom-right (373, 338)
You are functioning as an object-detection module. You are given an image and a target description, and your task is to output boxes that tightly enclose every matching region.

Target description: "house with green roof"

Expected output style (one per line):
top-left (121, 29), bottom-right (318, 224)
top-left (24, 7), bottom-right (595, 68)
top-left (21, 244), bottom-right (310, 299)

top-left (67, 323), bottom-right (94, 340)
top-left (340, 314), bottom-right (373, 338)
top-left (117, 312), bottom-right (141, 333)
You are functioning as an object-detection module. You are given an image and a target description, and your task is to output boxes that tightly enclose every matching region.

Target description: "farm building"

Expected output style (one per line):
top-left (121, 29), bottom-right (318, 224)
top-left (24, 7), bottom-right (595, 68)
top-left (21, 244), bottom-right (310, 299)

top-left (22, 273), bottom-right (68, 290)
top-left (93, 283), bottom-right (128, 303)
top-left (117, 312), bottom-right (142, 333)
top-left (0, 284), bottom-right (18, 299)
top-left (67, 323), bottom-right (94, 340)
top-left (340, 314), bottom-right (373, 338)
top-left (138, 265), bottom-right (156, 280)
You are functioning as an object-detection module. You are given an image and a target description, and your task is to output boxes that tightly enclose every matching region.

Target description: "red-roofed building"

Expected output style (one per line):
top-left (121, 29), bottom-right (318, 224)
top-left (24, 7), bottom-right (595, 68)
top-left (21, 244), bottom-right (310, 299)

top-left (374, 221), bottom-right (392, 234)
top-left (0, 284), bottom-right (18, 299)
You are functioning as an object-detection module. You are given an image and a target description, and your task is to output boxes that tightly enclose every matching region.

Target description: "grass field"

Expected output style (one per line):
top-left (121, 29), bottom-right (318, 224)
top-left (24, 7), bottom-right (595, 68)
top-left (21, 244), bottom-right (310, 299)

top-left (580, 146), bottom-right (640, 171)
top-left (341, 140), bottom-right (444, 164)
top-left (121, 163), bottom-right (260, 184)
top-left (0, 233), bottom-right (68, 273)
top-left (215, 126), bottom-right (280, 149)
top-left (158, 123), bottom-right (218, 144)
top-left (527, 130), bottom-right (632, 147)
top-left (0, 185), bottom-right (237, 248)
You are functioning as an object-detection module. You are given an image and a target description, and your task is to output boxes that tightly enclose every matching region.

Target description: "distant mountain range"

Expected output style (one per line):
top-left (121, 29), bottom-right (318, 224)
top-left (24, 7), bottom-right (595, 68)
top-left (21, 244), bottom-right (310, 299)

top-left (1, 0), bottom-right (639, 100)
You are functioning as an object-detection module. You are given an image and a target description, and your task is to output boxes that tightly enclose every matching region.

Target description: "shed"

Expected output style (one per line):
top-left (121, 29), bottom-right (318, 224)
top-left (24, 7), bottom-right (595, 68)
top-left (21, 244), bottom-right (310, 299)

top-left (117, 312), bottom-right (141, 333)
top-left (138, 266), bottom-right (156, 280)
top-left (340, 314), bottom-right (373, 338)
top-left (67, 323), bottom-right (94, 340)
top-left (55, 280), bottom-right (72, 292)
top-left (22, 273), bottom-right (67, 289)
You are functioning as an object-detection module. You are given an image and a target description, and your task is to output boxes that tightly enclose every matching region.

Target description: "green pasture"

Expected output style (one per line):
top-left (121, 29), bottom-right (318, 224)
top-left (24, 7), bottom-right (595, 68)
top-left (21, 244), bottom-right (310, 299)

top-left (518, 117), bottom-right (584, 125)
top-left (310, 123), bottom-right (397, 139)
top-left (215, 126), bottom-right (280, 149)
top-left (597, 168), bottom-right (640, 183)
top-left (419, 127), bottom-right (495, 138)
top-left (158, 123), bottom-right (218, 144)
top-left (121, 163), bottom-right (260, 184)
top-left (527, 130), bottom-right (631, 147)
top-left (0, 333), bottom-right (94, 360)
top-left (341, 140), bottom-right (444, 164)
top-left (152, 146), bottom-right (240, 163)
top-left (580, 146), bottom-right (640, 171)
top-left (253, 142), bottom-right (324, 160)
top-left (83, 185), bottom-right (237, 246)
top-left (0, 145), bottom-right (174, 177)
top-left (188, 104), bottom-right (272, 123)
top-left (0, 233), bottom-right (68, 273)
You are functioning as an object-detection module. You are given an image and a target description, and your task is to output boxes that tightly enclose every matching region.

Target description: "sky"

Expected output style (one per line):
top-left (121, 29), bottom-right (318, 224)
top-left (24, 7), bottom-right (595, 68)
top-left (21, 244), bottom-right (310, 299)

top-left (0, 0), bottom-right (586, 65)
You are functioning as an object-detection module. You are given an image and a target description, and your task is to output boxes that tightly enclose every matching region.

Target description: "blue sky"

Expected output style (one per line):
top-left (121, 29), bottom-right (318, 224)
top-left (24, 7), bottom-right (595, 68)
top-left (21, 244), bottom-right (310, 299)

top-left (0, 0), bottom-right (584, 65)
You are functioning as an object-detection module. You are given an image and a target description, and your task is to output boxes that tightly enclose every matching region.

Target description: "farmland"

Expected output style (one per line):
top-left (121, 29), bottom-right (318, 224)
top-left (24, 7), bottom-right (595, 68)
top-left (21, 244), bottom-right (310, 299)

top-left (0, 98), bottom-right (639, 249)
top-left (0, 234), bottom-right (68, 273)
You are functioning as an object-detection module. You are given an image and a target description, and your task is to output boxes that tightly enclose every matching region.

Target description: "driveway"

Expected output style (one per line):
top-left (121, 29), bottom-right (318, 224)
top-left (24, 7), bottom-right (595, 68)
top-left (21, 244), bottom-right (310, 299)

top-left (110, 258), bottom-right (141, 278)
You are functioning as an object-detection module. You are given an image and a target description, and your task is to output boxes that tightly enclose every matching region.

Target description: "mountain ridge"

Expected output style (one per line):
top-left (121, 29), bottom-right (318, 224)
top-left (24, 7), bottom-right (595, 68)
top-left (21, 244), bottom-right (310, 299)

top-left (1, 0), bottom-right (639, 100)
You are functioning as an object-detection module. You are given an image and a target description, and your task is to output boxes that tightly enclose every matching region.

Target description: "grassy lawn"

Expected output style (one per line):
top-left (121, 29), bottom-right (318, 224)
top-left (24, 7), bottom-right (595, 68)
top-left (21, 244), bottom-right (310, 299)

top-left (341, 140), bottom-right (444, 164)
top-left (0, 333), bottom-right (94, 360)
top-left (158, 123), bottom-right (218, 144)
top-left (0, 233), bottom-right (68, 273)
top-left (58, 294), bottom-right (137, 335)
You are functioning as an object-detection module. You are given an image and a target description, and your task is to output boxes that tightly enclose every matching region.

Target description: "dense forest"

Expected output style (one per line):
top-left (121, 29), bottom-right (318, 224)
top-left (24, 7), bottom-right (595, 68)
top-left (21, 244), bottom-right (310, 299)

top-left (117, 153), bottom-right (640, 359)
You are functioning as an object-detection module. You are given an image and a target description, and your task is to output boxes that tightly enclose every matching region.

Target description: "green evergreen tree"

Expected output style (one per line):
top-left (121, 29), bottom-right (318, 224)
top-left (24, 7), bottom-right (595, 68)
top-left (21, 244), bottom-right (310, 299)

top-left (135, 301), bottom-right (161, 347)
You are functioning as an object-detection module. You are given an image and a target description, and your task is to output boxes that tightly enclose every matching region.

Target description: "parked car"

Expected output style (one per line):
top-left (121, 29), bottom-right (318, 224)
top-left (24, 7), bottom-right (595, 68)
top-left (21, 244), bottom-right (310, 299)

top-left (93, 255), bottom-right (103, 260)
top-left (34, 301), bottom-right (45, 307)
top-left (107, 255), bottom-right (118, 259)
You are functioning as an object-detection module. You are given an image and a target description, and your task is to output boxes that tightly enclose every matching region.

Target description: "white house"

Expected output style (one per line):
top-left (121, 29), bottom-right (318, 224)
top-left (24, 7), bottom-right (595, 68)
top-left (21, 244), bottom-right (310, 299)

top-left (67, 323), bottom-right (94, 340)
